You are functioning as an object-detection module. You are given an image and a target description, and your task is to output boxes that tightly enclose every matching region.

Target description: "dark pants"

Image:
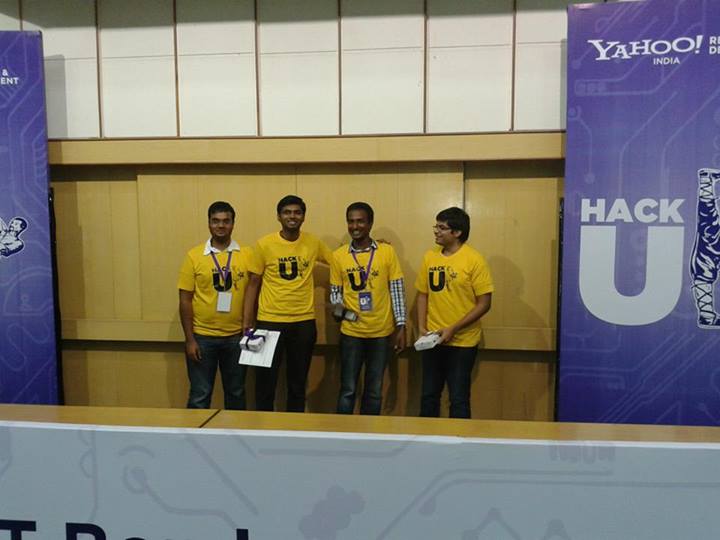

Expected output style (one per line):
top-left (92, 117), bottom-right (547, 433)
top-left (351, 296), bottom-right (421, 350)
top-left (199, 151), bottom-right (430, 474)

top-left (254, 319), bottom-right (317, 412)
top-left (420, 345), bottom-right (477, 419)
top-left (337, 333), bottom-right (391, 415)
top-left (186, 333), bottom-right (247, 410)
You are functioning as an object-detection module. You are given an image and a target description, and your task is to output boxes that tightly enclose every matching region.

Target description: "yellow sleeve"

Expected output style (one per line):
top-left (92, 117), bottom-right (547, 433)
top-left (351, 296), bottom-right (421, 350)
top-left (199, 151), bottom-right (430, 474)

top-left (177, 253), bottom-right (195, 291)
top-left (387, 246), bottom-right (404, 281)
top-left (330, 252), bottom-right (343, 287)
top-left (246, 242), bottom-right (265, 275)
top-left (239, 246), bottom-right (255, 272)
top-left (318, 239), bottom-right (333, 265)
top-left (471, 254), bottom-right (495, 296)
top-left (414, 252), bottom-right (429, 293)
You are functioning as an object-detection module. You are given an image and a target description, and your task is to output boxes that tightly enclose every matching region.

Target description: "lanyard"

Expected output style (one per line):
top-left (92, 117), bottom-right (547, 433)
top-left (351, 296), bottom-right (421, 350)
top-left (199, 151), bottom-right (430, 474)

top-left (210, 250), bottom-right (233, 286)
top-left (351, 247), bottom-right (375, 287)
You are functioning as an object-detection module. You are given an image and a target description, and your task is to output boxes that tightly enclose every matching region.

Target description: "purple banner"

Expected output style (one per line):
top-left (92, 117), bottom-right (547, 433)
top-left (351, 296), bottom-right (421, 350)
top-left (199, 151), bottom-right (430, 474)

top-left (0, 32), bottom-right (58, 403)
top-left (560, 0), bottom-right (720, 425)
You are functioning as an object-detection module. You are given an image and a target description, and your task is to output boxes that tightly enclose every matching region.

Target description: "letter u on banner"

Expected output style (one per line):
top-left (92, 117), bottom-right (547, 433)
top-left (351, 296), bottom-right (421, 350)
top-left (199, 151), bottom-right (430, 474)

top-left (579, 226), bottom-right (684, 325)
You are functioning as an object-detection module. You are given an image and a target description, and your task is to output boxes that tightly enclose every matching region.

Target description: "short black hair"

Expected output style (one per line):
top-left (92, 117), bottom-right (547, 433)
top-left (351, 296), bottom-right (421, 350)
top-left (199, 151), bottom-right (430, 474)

top-left (277, 195), bottom-right (306, 214)
top-left (208, 201), bottom-right (235, 221)
top-left (346, 201), bottom-right (374, 223)
top-left (436, 207), bottom-right (470, 243)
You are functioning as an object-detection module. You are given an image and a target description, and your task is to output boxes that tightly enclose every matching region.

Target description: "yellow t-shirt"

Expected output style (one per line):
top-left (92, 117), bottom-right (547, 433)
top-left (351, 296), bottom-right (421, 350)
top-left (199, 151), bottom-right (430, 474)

top-left (248, 231), bottom-right (332, 322)
top-left (330, 242), bottom-right (404, 338)
top-left (177, 241), bottom-right (252, 337)
top-left (415, 243), bottom-right (494, 347)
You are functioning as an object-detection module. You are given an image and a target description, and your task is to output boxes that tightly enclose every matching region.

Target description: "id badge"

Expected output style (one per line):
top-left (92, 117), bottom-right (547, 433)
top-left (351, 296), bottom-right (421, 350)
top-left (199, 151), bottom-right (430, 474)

top-left (358, 291), bottom-right (373, 312)
top-left (216, 291), bottom-right (232, 312)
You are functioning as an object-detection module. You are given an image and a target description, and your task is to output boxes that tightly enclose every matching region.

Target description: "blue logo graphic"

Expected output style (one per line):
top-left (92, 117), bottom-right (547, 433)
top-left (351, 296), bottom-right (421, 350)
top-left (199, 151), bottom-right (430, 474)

top-left (690, 168), bottom-right (720, 328)
top-left (0, 216), bottom-right (27, 258)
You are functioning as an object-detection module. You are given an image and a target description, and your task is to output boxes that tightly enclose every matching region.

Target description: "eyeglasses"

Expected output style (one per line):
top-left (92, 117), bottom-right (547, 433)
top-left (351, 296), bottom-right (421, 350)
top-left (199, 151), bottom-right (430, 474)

top-left (433, 224), bottom-right (452, 232)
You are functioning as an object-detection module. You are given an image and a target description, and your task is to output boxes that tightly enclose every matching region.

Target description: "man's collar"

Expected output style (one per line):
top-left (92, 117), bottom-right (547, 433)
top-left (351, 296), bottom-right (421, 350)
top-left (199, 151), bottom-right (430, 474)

top-left (348, 239), bottom-right (377, 253)
top-left (203, 238), bottom-right (240, 255)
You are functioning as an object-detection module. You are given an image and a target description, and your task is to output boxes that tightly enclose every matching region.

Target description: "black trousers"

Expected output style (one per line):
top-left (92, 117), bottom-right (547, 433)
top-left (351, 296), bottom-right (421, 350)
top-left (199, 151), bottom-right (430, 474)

top-left (419, 345), bottom-right (477, 419)
top-left (254, 319), bottom-right (317, 412)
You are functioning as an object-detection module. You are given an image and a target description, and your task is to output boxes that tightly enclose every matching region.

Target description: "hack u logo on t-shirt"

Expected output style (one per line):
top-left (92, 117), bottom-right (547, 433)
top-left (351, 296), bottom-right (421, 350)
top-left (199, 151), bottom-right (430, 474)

top-left (212, 268), bottom-right (233, 292)
top-left (278, 256), bottom-right (299, 280)
top-left (429, 266), bottom-right (446, 292)
top-left (347, 269), bottom-right (366, 291)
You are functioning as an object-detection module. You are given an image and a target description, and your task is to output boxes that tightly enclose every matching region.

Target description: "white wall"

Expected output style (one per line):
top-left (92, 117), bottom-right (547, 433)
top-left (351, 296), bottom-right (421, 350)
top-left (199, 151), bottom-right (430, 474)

top-left (427, 0), bottom-right (513, 133)
top-left (341, 0), bottom-right (424, 134)
top-left (5, 0), bottom-right (596, 138)
top-left (514, 0), bottom-right (600, 130)
top-left (176, 0), bottom-right (257, 136)
top-left (259, 0), bottom-right (338, 135)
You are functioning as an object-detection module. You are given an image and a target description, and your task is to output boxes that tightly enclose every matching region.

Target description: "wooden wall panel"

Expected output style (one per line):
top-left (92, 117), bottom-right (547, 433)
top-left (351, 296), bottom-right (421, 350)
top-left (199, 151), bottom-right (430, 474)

top-left (135, 166), bottom-right (298, 324)
top-left (63, 345), bottom-right (554, 420)
top-left (48, 134), bottom-right (565, 165)
top-left (465, 162), bottom-right (563, 350)
top-left (114, 350), bottom-right (190, 408)
top-left (474, 351), bottom-right (556, 420)
top-left (191, 166), bottom-right (298, 246)
top-left (63, 348), bottom-right (120, 405)
top-left (63, 345), bottom-right (224, 409)
top-left (109, 181), bottom-right (142, 319)
top-left (54, 176), bottom-right (141, 321)
top-left (136, 171), bottom-right (201, 322)
top-left (54, 156), bottom-right (559, 421)
top-left (54, 181), bottom-right (113, 319)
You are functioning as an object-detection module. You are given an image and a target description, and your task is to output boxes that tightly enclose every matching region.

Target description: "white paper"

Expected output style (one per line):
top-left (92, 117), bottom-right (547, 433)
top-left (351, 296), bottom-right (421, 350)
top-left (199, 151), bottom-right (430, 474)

top-left (238, 330), bottom-right (280, 368)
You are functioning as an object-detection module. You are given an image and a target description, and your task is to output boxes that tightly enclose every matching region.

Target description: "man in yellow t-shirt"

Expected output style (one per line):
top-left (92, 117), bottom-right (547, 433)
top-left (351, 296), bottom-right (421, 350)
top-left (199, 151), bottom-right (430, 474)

top-left (243, 195), bottom-right (333, 412)
top-left (330, 202), bottom-right (406, 415)
top-left (178, 201), bottom-right (252, 409)
top-left (415, 207), bottom-right (494, 419)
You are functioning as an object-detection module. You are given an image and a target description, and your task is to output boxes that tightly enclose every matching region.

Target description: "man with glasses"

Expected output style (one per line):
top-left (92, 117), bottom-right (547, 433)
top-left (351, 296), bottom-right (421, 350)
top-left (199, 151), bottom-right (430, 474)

top-left (415, 207), bottom-right (494, 418)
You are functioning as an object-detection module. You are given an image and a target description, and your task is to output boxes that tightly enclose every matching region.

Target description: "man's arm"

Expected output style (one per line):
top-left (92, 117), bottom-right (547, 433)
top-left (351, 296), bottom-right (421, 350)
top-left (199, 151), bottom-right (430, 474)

top-left (242, 272), bottom-right (262, 332)
top-left (393, 324), bottom-right (406, 353)
top-left (416, 292), bottom-right (428, 337)
top-left (437, 293), bottom-right (492, 344)
top-left (318, 240), bottom-right (333, 265)
top-left (389, 278), bottom-right (406, 352)
top-left (179, 289), bottom-right (201, 362)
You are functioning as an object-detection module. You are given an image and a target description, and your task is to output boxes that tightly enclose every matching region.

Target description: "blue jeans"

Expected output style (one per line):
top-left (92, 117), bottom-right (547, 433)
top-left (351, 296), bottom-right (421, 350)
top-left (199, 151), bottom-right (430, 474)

top-left (337, 333), bottom-right (391, 415)
top-left (254, 319), bottom-right (317, 412)
top-left (420, 345), bottom-right (477, 419)
top-left (186, 333), bottom-right (247, 410)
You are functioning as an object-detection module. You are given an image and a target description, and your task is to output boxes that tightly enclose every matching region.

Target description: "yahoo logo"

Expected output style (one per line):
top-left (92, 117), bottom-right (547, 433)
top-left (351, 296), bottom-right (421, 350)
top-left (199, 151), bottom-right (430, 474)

top-left (588, 35), bottom-right (704, 61)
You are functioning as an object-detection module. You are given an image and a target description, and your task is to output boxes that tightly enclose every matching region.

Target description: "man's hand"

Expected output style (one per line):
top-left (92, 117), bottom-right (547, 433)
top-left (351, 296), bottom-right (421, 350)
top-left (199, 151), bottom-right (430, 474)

top-left (437, 326), bottom-right (457, 344)
top-left (242, 323), bottom-right (255, 334)
top-left (185, 338), bottom-right (202, 362)
top-left (393, 326), bottom-right (406, 353)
